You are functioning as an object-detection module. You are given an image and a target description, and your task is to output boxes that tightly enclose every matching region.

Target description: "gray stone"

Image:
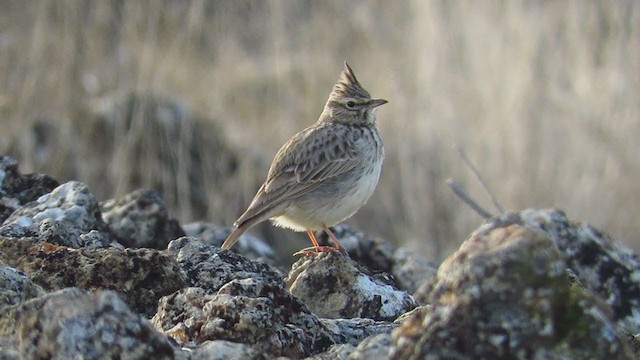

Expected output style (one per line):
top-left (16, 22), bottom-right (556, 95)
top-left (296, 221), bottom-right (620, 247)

top-left (0, 181), bottom-right (111, 248)
top-left (190, 340), bottom-right (263, 360)
top-left (152, 284), bottom-right (333, 358)
top-left (306, 344), bottom-right (355, 360)
top-left (0, 237), bottom-right (187, 317)
top-left (0, 288), bottom-right (176, 360)
top-left (285, 252), bottom-right (417, 320)
top-left (494, 209), bottom-right (640, 334)
top-left (319, 225), bottom-right (396, 272)
top-left (0, 264), bottom-right (45, 308)
top-left (168, 237), bottom-right (283, 293)
top-left (101, 189), bottom-right (185, 249)
top-left (306, 333), bottom-right (394, 360)
top-left (346, 333), bottom-right (393, 360)
top-left (317, 224), bottom-right (437, 294)
top-left (183, 222), bottom-right (276, 264)
top-left (391, 247), bottom-right (437, 296)
top-left (0, 335), bottom-right (20, 360)
top-left (0, 156), bottom-right (59, 223)
top-left (320, 317), bottom-right (397, 346)
top-left (391, 224), bottom-right (634, 359)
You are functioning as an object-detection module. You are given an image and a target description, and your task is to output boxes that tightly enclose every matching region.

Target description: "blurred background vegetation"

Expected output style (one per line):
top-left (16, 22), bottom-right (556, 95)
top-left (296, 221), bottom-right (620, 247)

top-left (0, 1), bottom-right (638, 261)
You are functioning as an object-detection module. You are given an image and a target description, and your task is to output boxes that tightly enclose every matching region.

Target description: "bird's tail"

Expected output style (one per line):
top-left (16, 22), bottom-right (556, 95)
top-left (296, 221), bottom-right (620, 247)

top-left (221, 203), bottom-right (286, 250)
top-left (221, 215), bottom-right (266, 250)
top-left (221, 226), bottom-right (245, 250)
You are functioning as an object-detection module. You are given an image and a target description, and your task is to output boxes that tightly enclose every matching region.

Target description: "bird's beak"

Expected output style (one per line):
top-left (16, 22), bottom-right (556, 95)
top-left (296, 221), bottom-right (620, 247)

top-left (368, 98), bottom-right (388, 108)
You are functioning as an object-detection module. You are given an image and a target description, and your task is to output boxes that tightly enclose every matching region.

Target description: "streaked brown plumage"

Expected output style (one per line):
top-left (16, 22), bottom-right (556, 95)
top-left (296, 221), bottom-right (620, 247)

top-left (221, 62), bottom-right (386, 254)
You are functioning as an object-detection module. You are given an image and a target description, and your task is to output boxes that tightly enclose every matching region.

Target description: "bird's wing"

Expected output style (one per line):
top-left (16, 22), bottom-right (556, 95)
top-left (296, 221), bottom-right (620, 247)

top-left (234, 123), bottom-right (363, 226)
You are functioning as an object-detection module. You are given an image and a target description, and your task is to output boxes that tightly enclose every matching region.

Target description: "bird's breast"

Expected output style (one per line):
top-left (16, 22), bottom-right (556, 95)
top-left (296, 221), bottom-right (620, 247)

top-left (271, 154), bottom-right (383, 231)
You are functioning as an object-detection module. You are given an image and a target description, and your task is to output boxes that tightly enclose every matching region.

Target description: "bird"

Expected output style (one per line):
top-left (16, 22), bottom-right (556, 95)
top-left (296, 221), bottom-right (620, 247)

top-left (221, 62), bottom-right (387, 255)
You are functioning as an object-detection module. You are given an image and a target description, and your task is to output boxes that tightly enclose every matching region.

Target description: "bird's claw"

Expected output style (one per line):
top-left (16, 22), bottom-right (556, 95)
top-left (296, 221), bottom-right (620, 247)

top-left (293, 245), bottom-right (341, 257)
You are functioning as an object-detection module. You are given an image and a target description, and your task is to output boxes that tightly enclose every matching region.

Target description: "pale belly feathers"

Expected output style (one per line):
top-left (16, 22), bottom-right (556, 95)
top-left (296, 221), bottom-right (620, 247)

top-left (270, 156), bottom-right (382, 232)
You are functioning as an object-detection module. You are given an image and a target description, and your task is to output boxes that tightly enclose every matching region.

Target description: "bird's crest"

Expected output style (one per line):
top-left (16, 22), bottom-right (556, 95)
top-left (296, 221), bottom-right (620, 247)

top-left (328, 62), bottom-right (372, 101)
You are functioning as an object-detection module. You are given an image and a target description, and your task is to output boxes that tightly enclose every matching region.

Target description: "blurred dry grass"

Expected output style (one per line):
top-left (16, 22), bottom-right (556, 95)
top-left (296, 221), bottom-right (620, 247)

top-left (0, 1), bottom-right (638, 260)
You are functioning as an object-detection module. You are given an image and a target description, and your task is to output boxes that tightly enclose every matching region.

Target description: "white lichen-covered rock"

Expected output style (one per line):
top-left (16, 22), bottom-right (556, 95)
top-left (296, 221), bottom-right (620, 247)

top-left (152, 284), bottom-right (334, 358)
top-left (2, 155), bottom-right (638, 359)
top-left (0, 264), bottom-right (45, 308)
top-left (285, 252), bottom-right (417, 320)
top-left (391, 224), bottom-right (634, 359)
top-left (315, 224), bottom-right (437, 295)
top-left (0, 181), bottom-right (111, 248)
top-left (492, 209), bottom-right (640, 334)
top-left (0, 288), bottom-right (176, 359)
top-left (168, 237), bottom-right (283, 292)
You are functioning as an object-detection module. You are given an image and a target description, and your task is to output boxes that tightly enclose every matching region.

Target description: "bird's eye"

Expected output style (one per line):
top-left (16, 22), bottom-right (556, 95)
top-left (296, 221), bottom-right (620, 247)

top-left (346, 101), bottom-right (356, 108)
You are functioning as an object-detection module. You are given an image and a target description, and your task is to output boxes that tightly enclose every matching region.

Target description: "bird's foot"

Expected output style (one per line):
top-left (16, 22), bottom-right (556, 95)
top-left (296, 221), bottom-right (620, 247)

top-left (293, 245), bottom-right (341, 257)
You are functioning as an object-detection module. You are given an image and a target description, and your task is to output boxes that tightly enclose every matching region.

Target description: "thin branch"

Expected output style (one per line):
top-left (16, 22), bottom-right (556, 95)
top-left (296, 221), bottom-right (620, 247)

top-left (455, 145), bottom-right (504, 213)
top-left (447, 179), bottom-right (493, 219)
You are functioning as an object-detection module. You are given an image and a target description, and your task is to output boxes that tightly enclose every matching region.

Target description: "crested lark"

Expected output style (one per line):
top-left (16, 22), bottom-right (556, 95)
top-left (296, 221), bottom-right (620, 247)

top-left (221, 62), bottom-right (387, 255)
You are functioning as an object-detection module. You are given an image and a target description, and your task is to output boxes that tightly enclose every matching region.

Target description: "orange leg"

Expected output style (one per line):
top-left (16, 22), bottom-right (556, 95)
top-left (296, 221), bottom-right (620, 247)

top-left (293, 229), bottom-right (341, 256)
top-left (307, 229), bottom-right (321, 249)
top-left (322, 224), bottom-right (345, 252)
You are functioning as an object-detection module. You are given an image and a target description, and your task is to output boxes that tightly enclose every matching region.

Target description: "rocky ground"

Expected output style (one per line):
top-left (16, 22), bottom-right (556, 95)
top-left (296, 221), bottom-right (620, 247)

top-left (0, 155), bottom-right (638, 359)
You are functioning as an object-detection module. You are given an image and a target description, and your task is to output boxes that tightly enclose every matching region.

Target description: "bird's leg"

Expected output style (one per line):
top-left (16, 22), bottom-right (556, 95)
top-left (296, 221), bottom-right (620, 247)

top-left (293, 229), bottom-right (340, 256)
top-left (307, 229), bottom-right (321, 249)
top-left (322, 224), bottom-right (347, 253)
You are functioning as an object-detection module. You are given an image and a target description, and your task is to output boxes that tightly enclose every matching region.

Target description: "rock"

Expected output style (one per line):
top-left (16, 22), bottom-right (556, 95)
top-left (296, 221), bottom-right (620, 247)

top-left (0, 237), bottom-right (187, 317)
top-left (391, 224), bottom-right (634, 359)
top-left (346, 333), bottom-right (393, 360)
top-left (183, 222), bottom-right (276, 264)
top-left (168, 237), bottom-right (283, 292)
top-left (0, 288), bottom-right (176, 359)
top-left (628, 333), bottom-right (640, 358)
top-left (190, 340), bottom-right (262, 360)
top-left (413, 274), bottom-right (439, 305)
top-left (307, 333), bottom-right (393, 360)
top-left (306, 344), bottom-right (355, 360)
top-left (285, 252), bottom-right (417, 320)
top-left (152, 284), bottom-right (334, 358)
top-left (320, 225), bottom-right (396, 272)
top-left (3, 153), bottom-right (638, 360)
top-left (155, 240), bottom-right (348, 357)
top-left (317, 224), bottom-right (437, 294)
top-left (0, 181), bottom-right (112, 248)
top-left (0, 264), bottom-right (45, 308)
top-left (0, 156), bottom-right (59, 223)
top-left (0, 339), bottom-right (21, 360)
top-left (152, 287), bottom-right (209, 345)
top-left (492, 209), bottom-right (640, 333)
top-left (320, 317), bottom-right (397, 346)
top-left (391, 247), bottom-right (438, 296)
top-left (101, 189), bottom-right (185, 249)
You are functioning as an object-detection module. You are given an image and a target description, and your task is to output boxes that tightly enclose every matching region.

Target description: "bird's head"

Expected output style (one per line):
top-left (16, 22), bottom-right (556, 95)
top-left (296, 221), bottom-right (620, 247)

top-left (319, 62), bottom-right (387, 126)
